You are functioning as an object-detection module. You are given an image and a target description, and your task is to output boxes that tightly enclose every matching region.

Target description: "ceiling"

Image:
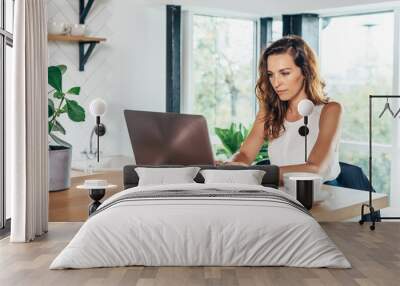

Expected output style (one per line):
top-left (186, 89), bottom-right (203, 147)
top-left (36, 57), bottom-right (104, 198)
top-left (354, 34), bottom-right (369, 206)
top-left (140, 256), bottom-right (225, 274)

top-left (146, 0), bottom-right (400, 17)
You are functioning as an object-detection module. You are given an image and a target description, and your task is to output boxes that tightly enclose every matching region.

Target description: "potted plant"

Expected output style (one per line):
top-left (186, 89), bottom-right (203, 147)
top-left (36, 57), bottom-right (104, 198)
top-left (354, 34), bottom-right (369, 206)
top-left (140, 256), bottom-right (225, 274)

top-left (215, 123), bottom-right (269, 163)
top-left (48, 65), bottom-right (85, 191)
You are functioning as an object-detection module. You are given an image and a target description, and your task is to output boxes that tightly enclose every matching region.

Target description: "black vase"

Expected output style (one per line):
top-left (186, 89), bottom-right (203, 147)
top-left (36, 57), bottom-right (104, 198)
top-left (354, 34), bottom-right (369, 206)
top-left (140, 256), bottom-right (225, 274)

top-left (296, 180), bottom-right (313, 210)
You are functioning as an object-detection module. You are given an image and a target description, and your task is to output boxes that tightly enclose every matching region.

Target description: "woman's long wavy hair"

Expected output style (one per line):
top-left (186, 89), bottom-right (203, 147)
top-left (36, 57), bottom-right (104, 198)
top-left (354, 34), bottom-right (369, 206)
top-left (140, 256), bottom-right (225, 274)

top-left (256, 35), bottom-right (328, 140)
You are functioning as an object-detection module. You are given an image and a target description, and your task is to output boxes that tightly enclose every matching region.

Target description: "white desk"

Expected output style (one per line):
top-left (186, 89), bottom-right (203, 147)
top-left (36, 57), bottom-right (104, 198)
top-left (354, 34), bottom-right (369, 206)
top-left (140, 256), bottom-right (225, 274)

top-left (280, 184), bottom-right (388, 222)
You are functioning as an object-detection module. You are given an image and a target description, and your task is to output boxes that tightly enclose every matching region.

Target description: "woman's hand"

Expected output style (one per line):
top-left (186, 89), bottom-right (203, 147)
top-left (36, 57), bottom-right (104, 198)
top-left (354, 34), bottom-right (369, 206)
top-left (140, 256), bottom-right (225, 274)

top-left (214, 160), bottom-right (249, 167)
top-left (226, 161), bottom-right (249, 167)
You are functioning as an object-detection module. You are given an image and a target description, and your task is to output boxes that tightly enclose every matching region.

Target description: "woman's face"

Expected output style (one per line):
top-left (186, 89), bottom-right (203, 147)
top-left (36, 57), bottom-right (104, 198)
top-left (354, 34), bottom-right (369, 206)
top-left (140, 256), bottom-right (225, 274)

top-left (267, 52), bottom-right (305, 101)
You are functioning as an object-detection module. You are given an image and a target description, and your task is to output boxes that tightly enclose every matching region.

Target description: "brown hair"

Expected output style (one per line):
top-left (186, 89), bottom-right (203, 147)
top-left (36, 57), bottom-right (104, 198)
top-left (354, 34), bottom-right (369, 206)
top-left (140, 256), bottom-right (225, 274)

top-left (256, 35), bottom-right (328, 140)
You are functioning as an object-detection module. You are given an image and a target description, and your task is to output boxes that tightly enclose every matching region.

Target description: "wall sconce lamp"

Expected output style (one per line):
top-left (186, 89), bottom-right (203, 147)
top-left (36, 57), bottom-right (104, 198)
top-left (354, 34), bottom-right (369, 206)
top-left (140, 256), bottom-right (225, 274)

top-left (89, 98), bottom-right (107, 162)
top-left (297, 99), bottom-right (314, 162)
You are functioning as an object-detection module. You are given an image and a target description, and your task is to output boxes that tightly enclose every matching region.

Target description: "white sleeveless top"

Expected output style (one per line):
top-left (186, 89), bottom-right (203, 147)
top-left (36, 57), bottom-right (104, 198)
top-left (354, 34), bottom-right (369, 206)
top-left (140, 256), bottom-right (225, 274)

top-left (268, 104), bottom-right (340, 182)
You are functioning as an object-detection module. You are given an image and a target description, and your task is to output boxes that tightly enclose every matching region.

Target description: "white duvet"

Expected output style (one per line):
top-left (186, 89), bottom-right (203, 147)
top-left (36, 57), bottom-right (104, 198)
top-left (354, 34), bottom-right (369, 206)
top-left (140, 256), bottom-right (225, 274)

top-left (50, 183), bottom-right (351, 269)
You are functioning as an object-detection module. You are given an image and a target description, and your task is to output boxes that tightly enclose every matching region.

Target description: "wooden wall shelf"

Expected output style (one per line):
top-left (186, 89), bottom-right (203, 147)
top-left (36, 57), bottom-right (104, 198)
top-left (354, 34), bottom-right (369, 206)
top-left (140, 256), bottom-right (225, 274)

top-left (48, 34), bottom-right (106, 43)
top-left (48, 33), bottom-right (106, 71)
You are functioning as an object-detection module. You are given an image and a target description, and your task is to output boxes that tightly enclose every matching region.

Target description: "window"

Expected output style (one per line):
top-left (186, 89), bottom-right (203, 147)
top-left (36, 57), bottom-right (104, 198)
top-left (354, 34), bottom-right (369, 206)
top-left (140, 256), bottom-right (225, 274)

top-left (320, 12), bottom-right (394, 196)
top-left (191, 15), bottom-right (257, 156)
top-left (271, 17), bottom-right (283, 42)
top-left (1, 0), bottom-right (14, 230)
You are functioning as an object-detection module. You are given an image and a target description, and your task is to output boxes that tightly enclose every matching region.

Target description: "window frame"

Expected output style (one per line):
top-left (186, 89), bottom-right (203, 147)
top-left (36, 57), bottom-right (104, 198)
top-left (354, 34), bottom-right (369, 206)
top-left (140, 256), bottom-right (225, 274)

top-left (390, 8), bottom-right (400, 208)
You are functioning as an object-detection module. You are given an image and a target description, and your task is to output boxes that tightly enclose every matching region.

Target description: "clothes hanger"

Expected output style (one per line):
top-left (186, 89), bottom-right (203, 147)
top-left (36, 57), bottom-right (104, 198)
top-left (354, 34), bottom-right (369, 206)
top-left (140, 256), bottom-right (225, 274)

top-left (378, 98), bottom-right (395, 118)
top-left (394, 106), bottom-right (400, 118)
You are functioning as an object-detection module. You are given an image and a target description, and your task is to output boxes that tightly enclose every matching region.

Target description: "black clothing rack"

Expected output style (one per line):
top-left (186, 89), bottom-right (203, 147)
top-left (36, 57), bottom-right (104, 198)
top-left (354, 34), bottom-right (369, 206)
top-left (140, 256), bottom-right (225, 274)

top-left (359, 95), bottom-right (400, 230)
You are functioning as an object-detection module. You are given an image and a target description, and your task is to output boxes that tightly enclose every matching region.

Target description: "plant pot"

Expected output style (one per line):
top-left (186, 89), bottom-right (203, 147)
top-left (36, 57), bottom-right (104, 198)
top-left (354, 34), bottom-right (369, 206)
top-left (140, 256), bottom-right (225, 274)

top-left (49, 145), bottom-right (72, 191)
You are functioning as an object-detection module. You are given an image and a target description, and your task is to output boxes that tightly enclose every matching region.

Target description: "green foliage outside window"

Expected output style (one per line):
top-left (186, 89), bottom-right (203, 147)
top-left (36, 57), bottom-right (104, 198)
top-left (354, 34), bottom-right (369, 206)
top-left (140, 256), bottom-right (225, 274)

top-left (321, 12), bottom-right (394, 195)
top-left (214, 123), bottom-right (268, 163)
top-left (193, 15), bottom-right (256, 136)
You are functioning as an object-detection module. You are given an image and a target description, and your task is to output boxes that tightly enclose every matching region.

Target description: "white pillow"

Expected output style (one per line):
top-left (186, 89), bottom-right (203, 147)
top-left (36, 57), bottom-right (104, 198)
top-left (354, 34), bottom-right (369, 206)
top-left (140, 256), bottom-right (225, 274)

top-left (135, 167), bottom-right (200, 186)
top-left (200, 169), bottom-right (266, 185)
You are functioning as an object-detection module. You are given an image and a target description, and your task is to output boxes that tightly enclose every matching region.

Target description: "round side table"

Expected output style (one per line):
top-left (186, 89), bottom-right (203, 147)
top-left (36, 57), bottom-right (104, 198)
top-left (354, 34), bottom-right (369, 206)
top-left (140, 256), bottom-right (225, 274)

top-left (77, 184), bottom-right (117, 215)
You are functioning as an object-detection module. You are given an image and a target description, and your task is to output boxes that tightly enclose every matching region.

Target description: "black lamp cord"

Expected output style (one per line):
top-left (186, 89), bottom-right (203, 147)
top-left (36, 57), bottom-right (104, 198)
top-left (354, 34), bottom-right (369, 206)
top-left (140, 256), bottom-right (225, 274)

top-left (304, 116), bottom-right (308, 162)
top-left (96, 116), bottom-right (100, 162)
top-left (298, 116), bottom-right (309, 162)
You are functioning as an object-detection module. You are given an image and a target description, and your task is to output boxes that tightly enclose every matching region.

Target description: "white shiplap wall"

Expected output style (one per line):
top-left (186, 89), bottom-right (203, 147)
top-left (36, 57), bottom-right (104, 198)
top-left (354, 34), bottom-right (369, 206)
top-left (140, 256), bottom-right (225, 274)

top-left (47, 0), bottom-right (166, 163)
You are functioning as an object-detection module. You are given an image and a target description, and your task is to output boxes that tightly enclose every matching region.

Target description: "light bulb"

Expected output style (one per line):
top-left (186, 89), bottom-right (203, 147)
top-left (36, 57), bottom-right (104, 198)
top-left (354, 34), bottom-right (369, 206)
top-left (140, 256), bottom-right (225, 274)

top-left (298, 99), bottom-right (314, 117)
top-left (89, 98), bottom-right (107, 117)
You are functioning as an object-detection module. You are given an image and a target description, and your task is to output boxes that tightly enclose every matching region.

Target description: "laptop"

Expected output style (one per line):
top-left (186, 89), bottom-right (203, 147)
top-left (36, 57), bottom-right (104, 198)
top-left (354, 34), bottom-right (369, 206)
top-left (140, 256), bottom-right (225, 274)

top-left (124, 110), bottom-right (215, 165)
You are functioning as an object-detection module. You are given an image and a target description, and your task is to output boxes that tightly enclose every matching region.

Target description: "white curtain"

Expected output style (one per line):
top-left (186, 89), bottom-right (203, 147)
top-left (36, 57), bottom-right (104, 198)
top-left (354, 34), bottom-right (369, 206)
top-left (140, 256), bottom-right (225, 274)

top-left (9, 0), bottom-right (48, 242)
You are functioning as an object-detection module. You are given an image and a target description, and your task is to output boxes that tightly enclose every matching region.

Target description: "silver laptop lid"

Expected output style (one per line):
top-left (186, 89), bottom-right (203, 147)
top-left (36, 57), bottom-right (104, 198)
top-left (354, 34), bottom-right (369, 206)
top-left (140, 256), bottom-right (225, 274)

top-left (124, 110), bottom-right (214, 165)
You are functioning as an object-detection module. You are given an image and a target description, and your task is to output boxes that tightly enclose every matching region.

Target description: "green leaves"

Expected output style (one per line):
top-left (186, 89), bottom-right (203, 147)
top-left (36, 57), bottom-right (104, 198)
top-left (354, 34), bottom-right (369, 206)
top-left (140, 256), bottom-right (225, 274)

top-left (48, 66), bottom-right (62, 92)
top-left (49, 133), bottom-right (71, 148)
top-left (65, 99), bottom-right (85, 122)
top-left (215, 123), bottom-right (248, 155)
top-left (214, 123), bottom-right (269, 163)
top-left (57, 65), bottom-right (67, 75)
top-left (48, 120), bottom-right (65, 135)
top-left (47, 64), bottom-right (85, 147)
top-left (59, 105), bottom-right (67, 114)
top-left (52, 120), bottom-right (66, 134)
top-left (67, 87), bottom-right (80, 95)
top-left (53, 91), bottom-right (64, 99)
top-left (48, 99), bottom-right (55, 118)
top-left (256, 142), bottom-right (269, 162)
top-left (48, 65), bottom-right (71, 94)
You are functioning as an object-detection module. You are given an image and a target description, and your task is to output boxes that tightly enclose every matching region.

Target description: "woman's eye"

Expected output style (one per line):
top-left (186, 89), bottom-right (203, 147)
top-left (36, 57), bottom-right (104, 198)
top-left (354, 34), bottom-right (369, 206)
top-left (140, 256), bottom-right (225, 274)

top-left (281, 72), bottom-right (290, 76)
top-left (267, 74), bottom-right (273, 79)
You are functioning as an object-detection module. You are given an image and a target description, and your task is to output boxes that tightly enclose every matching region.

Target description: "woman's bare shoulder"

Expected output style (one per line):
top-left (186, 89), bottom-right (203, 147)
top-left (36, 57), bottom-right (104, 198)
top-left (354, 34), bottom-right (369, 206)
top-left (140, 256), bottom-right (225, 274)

top-left (321, 101), bottom-right (342, 116)
top-left (318, 101), bottom-right (342, 131)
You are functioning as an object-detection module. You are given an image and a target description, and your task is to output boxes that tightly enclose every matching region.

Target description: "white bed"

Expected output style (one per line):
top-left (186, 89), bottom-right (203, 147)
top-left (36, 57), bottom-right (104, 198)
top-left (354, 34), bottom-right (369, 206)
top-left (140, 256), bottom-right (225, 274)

top-left (50, 183), bottom-right (351, 269)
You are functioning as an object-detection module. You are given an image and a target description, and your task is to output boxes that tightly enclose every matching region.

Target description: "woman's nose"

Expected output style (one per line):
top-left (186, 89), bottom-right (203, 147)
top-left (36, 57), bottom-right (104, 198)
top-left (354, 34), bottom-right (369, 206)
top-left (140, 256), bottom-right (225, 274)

top-left (273, 76), bottom-right (282, 89)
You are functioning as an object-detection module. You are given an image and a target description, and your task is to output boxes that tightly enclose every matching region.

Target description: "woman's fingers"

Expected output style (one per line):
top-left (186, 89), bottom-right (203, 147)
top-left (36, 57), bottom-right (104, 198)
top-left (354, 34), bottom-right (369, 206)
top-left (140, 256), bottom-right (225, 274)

top-left (223, 161), bottom-right (249, 167)
top-left (214, 160), bottom-right (249, 167)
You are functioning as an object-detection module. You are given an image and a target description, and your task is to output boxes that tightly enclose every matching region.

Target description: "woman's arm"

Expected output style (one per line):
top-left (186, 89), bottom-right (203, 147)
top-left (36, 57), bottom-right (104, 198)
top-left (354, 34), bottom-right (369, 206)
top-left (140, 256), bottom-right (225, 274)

top-left (230, 109), bottom-right (267, 165)
top-left (278, 101), bottom-right (342, 184)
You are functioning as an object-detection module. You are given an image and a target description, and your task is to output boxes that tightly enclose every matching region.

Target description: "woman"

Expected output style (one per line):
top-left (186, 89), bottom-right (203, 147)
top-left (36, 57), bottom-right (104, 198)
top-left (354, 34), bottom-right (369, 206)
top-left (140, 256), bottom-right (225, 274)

top-left (229, 35), bottom-right (342, 184)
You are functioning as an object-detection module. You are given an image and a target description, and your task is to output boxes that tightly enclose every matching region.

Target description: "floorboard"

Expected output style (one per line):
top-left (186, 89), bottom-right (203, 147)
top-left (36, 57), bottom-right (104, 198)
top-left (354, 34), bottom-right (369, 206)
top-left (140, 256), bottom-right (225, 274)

top-left (0, 222), bottom-right (398, 286)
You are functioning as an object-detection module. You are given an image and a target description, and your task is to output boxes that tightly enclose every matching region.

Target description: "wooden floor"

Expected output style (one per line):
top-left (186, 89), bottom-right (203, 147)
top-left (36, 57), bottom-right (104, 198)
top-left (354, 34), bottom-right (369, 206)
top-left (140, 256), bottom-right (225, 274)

top-left (0, 222), bottom-right (399, 286)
